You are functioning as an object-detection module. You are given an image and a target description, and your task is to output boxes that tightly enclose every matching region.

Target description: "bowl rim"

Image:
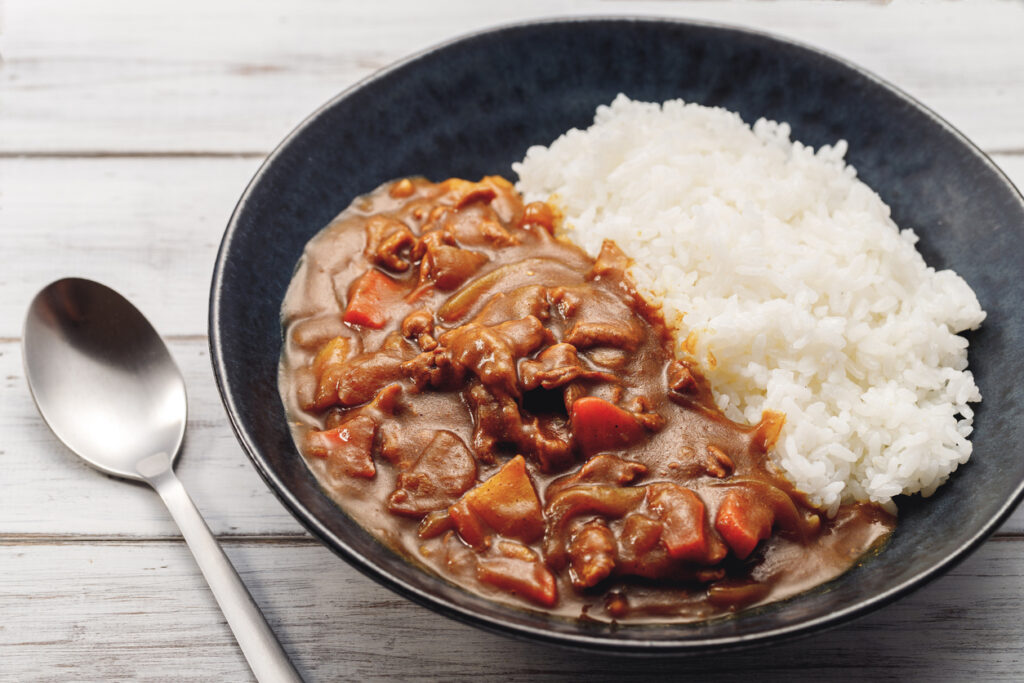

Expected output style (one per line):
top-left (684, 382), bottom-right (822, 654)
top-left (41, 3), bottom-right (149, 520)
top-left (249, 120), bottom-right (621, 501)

top-left (209, 15), bottom-right (1024, 654)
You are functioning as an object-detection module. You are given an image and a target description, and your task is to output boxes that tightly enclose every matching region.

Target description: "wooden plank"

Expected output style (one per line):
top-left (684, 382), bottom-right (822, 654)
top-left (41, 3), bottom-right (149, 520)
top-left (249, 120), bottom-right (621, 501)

top-left (2, 538), bottom-right (1024, 680)
top-left (3, 154), bottom-right (1023, 339)
top-left (2, 0), bottom-right (1023, 155)
top-left (4, 336), bottom-right (1022, 538)
top-left (0, 156), bottom-right (260, 337)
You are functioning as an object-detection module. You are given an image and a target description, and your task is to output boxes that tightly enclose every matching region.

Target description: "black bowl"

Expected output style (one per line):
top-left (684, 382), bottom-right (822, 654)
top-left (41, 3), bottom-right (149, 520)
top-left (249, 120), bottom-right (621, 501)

top-left (210, 17), bottom-right (1024, 653)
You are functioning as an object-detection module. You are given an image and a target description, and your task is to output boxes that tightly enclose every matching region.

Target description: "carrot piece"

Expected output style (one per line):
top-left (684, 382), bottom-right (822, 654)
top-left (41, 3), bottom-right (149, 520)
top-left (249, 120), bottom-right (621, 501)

top-left (570, 397), bottom-right (647, 456)
top-left (714, 489), bottom-right (774, 560)
top-left (448, 455), bottom-right (544, 545)
top-left (343, 269), bottom-right (406, 329)
top-left (305, 415), bottom-right (377, 479)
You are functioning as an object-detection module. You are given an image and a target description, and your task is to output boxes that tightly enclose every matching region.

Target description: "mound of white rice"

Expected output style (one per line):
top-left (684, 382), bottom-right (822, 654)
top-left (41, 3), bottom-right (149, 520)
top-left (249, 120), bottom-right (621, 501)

top-left (514, 94), bottom-right (986, 514)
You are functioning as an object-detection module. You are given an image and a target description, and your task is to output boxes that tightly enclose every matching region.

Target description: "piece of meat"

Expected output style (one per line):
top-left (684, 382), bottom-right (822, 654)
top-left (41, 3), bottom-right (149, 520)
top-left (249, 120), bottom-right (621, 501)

top-left (666, 358), bottom-right (717, 408)
top-left (703, 445), bottom-right (734, 478)
top-left (400, 309), bottom-right (433, 338)
top-left (646, 483), bottom-right (726, 564)
top-left (618, 513), bottom-right (664, 558)
top-left (476, 541), bottom-right (557, 607)
top-left (290, 314), bottom-right (350, 351)
top-left (563, 320), bottom-right (644, 352)
top-left (336, 351), bottom-right (406, 407)
top-left (568, 520), bottom-right (617, 589)
top-left (543, 485), bottom-right (646, 569)
top-left (518, 343), bottom-right (616, 391)
top-left (437, 259), bottom-right (578, 322)
top-left (443, 178), bottom-right (498, 210)
top-left (463, 383), bottom-right (573, 472)
top-left (549, 283), bottom-right (645, 352)
top-left (420, 244), bottom-right (489, 291)
top-left (362, 382), bottom-right (403, 417)
top-left (519, 201), bottom-right (557, 235)
top-left (404, 316), bottom-right (553, 397)
top-left (545, 454), bottom-right (647, 501)
top-left (471, 285), bottom-right (550, 327)
top-left (615, 513), bottom-right (682, 580)
top-left (586, 348), bottom-right (628, 371)
top-left (363, 215), bottom-right (418, 272)
top-left (305, 415), bottom-right (377, 479)
top-left (475, 217), bottom-right (520, 247)
top-left (411, 220), bottom-right (457, 260)
top-left (388, 431), bottom-right (478, 518)
top-left (443, 175), bottom-right (522, 225)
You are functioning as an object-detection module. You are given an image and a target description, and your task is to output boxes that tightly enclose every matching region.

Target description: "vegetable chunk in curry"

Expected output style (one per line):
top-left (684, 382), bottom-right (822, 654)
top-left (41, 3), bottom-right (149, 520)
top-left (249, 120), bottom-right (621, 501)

top-left (279, 176), bottom-right (893, 622)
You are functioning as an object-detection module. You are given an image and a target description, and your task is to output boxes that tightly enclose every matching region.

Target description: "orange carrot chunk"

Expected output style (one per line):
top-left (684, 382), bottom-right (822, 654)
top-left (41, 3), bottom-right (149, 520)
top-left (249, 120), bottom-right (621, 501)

top-left (715, 489), bottom-right (774, 560)
top-left (448, 455), bottom-right (545, 546)
top-left (343, 269), bottom-right (406, 329)
top-left (570, 397), bottom-right (647, 456)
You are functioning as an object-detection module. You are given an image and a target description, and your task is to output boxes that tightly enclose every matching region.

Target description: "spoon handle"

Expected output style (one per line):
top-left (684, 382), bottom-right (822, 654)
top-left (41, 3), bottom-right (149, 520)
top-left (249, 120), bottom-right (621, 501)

top-left (139, 454), bottom-right (303, 683)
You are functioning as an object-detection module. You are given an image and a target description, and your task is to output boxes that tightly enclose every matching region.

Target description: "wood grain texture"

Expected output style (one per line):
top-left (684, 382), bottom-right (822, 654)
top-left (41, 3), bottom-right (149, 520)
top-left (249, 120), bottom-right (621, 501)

top-left (0, 156), bottom-right (260, 337)
top-left (2, 1), bottom-right (1024, 155)
top-left (3, 539), bottom-right (1024, 681)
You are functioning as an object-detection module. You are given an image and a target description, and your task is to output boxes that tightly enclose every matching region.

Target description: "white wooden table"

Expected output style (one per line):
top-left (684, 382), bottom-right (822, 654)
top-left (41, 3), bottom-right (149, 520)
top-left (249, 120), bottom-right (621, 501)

top-left (3, 1), bottom-right (1024, 680)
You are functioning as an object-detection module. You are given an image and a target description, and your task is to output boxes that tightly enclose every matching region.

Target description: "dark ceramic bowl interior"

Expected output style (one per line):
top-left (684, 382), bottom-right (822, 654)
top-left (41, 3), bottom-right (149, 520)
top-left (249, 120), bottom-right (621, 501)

top-left (210, 18), bottom-right (1024, 653)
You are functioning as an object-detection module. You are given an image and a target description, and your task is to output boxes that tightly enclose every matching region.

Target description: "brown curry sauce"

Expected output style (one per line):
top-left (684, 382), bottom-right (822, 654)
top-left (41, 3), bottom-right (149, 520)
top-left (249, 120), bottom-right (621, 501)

top-left (279, 176), bottom-right (893, 622)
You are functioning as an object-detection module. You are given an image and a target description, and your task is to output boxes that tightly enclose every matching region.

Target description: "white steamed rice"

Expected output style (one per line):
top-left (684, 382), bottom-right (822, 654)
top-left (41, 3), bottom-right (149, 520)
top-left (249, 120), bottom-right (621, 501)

top-left (513, 95), bottom-right (986, 514)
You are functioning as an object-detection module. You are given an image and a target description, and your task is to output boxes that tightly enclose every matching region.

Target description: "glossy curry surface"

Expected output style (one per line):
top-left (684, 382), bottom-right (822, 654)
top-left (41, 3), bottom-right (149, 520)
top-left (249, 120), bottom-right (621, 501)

top-left (279, 176), bottom-right (892, 622)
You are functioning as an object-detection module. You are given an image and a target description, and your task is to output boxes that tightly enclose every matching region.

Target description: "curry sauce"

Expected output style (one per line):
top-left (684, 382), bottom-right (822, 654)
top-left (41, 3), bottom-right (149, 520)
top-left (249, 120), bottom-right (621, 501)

top-left (279, 176), bottom-right (893, 622)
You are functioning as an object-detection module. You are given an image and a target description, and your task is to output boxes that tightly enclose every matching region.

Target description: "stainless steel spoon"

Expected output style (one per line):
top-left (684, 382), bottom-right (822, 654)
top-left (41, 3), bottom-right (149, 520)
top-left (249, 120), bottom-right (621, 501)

top-left (23, 278), bottom-right (302, 683)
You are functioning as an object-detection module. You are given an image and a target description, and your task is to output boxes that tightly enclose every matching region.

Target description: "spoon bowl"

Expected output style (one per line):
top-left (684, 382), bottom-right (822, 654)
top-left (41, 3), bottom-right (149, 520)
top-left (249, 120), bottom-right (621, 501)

top-left (24, 278), bottom-right (186, 480)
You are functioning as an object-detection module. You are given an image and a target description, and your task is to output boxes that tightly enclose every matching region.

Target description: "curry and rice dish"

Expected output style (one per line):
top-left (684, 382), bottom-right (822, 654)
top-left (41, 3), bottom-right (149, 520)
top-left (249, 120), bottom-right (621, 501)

top-left (279, 177), bottom-right (892, 620)
top-left (279, 98), bottom-right (984, 621)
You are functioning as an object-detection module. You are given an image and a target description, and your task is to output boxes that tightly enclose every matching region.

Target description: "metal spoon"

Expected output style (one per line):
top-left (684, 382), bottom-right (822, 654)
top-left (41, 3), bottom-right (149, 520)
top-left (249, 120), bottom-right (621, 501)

top-left (23, 278), bottom-right (302, 683)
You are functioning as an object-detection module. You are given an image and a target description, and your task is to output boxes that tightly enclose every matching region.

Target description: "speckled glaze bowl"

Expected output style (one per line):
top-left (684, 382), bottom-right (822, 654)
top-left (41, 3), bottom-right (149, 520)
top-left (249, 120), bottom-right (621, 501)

top-left (210, 18), bottom-right (1024, 653)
